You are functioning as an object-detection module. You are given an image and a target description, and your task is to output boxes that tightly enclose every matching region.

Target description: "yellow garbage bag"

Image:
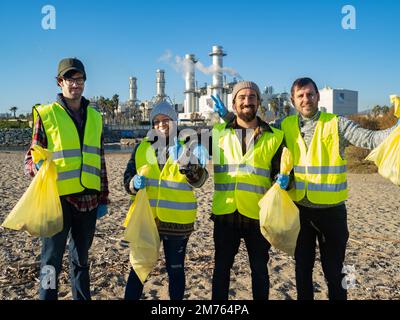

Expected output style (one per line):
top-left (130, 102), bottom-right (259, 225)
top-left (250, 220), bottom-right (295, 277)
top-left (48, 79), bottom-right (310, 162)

top-left (366, 125), bottom-right (400, 185)
top-left (123, 165), bottom-right (160, 284)
top-left (1, 145), bottom-right (63, 237)
top-left (390, 95), bottom-right (400, 117)
top-left (258, 147), bottom-right (300, 256)
top-left (123, 165), bottom-right (153, 227)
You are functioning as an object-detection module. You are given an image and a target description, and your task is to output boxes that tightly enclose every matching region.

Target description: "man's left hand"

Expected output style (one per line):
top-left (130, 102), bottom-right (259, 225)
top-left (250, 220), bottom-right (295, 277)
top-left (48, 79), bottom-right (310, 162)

top-left (96, 204), bottom-right (108, 219)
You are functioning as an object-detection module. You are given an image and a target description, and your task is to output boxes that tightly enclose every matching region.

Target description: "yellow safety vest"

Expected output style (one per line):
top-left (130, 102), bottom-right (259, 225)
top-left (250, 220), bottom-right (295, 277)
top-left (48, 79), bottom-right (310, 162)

top-left (212, 123), bottom-right (284, 220)
top-left (135, 139), bottom-right (198, 224)
top-left (281, 113), bottom-right (348, 204)
top-left (33, 102), bottom-right (102, 196)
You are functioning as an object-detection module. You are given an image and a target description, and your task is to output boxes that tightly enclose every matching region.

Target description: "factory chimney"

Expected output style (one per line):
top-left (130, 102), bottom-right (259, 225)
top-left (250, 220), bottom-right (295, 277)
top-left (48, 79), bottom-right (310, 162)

top-left (184, 54), bottom-right (198, 114)
top-left (156, 69), bottom-right (167, 102)
top-left (129, 77), bottom-right (137, 104)
top-left (209, 45), bottom-right (227, 101)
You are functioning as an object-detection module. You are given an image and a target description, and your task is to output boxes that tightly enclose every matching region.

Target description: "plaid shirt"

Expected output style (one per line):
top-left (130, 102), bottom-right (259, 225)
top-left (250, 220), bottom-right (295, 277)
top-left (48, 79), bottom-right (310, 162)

top-left (24, 96), bottom-right (109, 212)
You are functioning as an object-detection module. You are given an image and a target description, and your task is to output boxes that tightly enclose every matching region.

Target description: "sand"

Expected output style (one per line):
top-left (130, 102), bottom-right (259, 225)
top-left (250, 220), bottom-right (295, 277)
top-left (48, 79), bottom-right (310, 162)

top-left (0, 151), bottom-right (399, 300)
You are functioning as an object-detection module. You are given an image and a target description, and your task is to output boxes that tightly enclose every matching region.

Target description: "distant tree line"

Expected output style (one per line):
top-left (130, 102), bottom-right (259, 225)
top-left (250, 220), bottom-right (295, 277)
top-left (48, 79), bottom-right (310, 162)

top-left (371, 105), bottom-right (391, 117)
top-left (93, 94), bottom-right (120, 120)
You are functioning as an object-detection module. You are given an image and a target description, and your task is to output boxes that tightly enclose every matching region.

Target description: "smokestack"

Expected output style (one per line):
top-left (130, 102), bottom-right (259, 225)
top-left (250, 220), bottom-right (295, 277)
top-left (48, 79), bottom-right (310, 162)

top-left (184, 54), bottom-right (197, 114)
top-left (129, 77), bottom-right (137, 103)
top-left (156, 69), bottom-right (166, 102)
top-left (209, 45), bottom-right (226, 99)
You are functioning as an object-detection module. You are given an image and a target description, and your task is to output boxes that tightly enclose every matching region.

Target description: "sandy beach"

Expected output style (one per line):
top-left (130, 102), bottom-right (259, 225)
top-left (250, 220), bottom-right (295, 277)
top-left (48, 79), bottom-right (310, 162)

top-left (0, 151), bottom-right (399, 300)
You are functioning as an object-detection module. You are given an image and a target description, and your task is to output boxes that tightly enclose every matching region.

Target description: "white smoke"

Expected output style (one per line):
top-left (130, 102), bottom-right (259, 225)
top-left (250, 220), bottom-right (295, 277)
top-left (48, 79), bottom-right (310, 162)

top-left (158, 49), bottom-right (242, 80)
top-left (158, 49), bottom-right (194, 76)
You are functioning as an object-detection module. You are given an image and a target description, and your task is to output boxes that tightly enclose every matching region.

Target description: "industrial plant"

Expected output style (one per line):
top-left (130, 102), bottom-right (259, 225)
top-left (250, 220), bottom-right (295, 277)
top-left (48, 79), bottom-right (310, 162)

top-left (94, 45), bottom-right (357, 125)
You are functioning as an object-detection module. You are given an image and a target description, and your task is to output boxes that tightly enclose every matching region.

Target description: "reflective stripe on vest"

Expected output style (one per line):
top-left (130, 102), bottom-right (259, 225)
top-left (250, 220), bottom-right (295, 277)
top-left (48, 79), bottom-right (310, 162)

top-left (281, 113), bottom-right (348, 204)
top-left (294, 165), bottom-right (347, 174)
top-left (34, 103), bottom-right (102, 196)
top-left (146, 178), bottom-right (193, 191)
top-left (214, 182), bottom-right (267, 195)
top-left (135, 139), bottom-right (198, 224)
top-left (149, 199), bottom-right (197, 210)
top-left (213, 164), bottom-right (270, 177)
top-left (52, 145), bottom-right (101, 160)
top-left (211, 123), bottom-right (284, 220)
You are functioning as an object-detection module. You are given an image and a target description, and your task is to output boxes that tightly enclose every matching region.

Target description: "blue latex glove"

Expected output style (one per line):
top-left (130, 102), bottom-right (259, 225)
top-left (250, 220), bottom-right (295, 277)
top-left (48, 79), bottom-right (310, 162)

top-left (96, 204), bottom-right (108, 219)
top-left (211, 95), bottom-right (228, 117)
top-left (35, 159), bottom-right (44, 171)
top-left (193, 144), bottom-right (209, 168)
top-left (276, 174), bottom-right (289, 190)
top-left (169, 137), bottom-right (183, 161)
top-left (133, 174), bottom-right (146, 190)
top-left (397, 119), bottom-right (400, 125)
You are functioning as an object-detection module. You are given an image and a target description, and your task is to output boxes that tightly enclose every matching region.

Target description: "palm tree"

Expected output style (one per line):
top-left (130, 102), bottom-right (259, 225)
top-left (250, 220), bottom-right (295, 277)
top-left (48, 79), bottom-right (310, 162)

top-left (111, 94), bottom-right (119, 119)
top-left (9, 106), bottom-right (18, 118)
top-left (283, 102), bottom-right (292, 116)
top-left (269, 99), bottom-right (278, 117)
top-left (372, 105), bottom-right (382, 117)
top-left (381, 105), bottom-right (390, 114)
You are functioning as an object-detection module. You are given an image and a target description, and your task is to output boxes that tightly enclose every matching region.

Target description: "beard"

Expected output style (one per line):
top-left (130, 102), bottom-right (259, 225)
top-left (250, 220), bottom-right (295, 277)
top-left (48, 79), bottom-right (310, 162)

top-left (237, 105), bottom-right (257, 122)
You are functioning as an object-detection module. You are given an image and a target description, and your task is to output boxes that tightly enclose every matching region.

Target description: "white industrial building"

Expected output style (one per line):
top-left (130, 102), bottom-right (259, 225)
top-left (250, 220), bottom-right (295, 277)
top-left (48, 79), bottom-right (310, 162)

top-left (319, 86), bottom-right (358, 116)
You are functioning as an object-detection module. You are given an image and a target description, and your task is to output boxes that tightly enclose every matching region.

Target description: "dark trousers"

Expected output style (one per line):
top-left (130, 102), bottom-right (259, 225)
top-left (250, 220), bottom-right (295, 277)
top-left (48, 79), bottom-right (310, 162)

top-left (124, 234), bottom-right (189, 300)
top-left (39, 198), bottom-right (97, 300)
top-left (295, 204), bottom-right (349, 300)
top-left (212, 218), bottom-right (271, 300)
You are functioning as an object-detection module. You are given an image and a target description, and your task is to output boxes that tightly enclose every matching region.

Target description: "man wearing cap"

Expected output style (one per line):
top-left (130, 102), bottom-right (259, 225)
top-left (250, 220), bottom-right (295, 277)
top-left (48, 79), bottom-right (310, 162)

top-left (210, 81), bottom-right (286, 300)
top-left (123, 101), bottom-right (209, 300)
top-left (24, 58), bottom-right (109, 300)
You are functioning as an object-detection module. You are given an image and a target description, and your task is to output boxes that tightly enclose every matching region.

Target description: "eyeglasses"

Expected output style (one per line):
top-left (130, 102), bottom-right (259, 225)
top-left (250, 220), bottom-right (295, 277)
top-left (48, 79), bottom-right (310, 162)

top-left (154, 119), bottom-right (170, 126)
top-left (63, 77), bottom-right (85, 86)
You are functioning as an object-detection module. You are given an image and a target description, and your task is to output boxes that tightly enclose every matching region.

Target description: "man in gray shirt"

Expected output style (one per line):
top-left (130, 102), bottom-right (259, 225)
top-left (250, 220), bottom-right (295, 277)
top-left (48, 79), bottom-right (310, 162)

top-left (276, 77), bottom-right (398, 300)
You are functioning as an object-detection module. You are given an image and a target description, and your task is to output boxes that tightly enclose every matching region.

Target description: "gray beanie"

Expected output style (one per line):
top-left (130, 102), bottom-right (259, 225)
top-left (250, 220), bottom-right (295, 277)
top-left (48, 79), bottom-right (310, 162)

top-left (150, 101), bottom-right (178, 123)
top-left (232, 81), bottom-right (261, 102)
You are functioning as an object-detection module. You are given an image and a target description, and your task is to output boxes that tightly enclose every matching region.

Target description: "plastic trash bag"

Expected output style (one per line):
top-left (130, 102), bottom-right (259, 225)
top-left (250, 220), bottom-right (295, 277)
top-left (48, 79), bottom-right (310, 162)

top-left (366, 125), bottom-right (400, 185)
top-left (365, 95), bottom-right (400, 185)
top-left (258, 147), bottom-right (300, 256)
top-left (123, 165), bottom-right (160, 284)
top-left (123, 165), bottom-right (152, 228)
top-left (390, 95), bottom-right (400, 117)
top-left (2, 145), bottom-right (63, 237)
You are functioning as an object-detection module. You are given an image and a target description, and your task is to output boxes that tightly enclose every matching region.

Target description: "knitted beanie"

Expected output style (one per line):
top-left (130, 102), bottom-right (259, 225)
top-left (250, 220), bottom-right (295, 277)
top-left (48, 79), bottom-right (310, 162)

top-left (150, 101), bottom-right (178, 123)
top-left (231, 81), bottom-right (261, 102)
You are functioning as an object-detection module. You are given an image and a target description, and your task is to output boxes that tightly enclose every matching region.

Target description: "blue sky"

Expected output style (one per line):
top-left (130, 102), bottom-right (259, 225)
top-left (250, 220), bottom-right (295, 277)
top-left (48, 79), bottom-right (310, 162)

top-left (0, 0), bottom-right (399, 114)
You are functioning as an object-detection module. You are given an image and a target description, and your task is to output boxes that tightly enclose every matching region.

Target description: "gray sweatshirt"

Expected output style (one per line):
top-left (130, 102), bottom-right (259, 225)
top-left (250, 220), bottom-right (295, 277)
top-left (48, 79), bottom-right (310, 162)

top-left (272, 111), bottom-right (398, 208)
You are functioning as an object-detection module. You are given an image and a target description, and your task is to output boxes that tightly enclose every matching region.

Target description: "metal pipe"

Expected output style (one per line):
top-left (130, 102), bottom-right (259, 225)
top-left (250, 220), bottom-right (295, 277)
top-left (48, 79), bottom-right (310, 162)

top-left (129, 77), bottom-right (137, 103)
top-left (209, 45), bottom-right (226, 99)
top-left (156, 69), bottom-right (166, 101)
top-left (184, 54), bottom-right (197, 113)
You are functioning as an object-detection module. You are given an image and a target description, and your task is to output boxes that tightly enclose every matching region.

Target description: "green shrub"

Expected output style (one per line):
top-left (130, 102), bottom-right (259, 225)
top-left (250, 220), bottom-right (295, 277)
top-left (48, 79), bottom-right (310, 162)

top-left (0, 120), bottom-right (30, 129)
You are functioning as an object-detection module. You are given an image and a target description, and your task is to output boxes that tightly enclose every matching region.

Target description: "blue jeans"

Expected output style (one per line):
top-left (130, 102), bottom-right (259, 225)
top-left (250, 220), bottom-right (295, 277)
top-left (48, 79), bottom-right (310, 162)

top-left (124, 234), bottom-right (189, 300)
top-left (39, 198), bottom-right (97, 300)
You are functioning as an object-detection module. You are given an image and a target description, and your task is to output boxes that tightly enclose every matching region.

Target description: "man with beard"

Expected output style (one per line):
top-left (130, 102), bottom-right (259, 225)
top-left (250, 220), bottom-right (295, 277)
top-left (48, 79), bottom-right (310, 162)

top-left (277, 77), bottom-right (399, 300)
top-left (210, 81), bottom-right (288, 300)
